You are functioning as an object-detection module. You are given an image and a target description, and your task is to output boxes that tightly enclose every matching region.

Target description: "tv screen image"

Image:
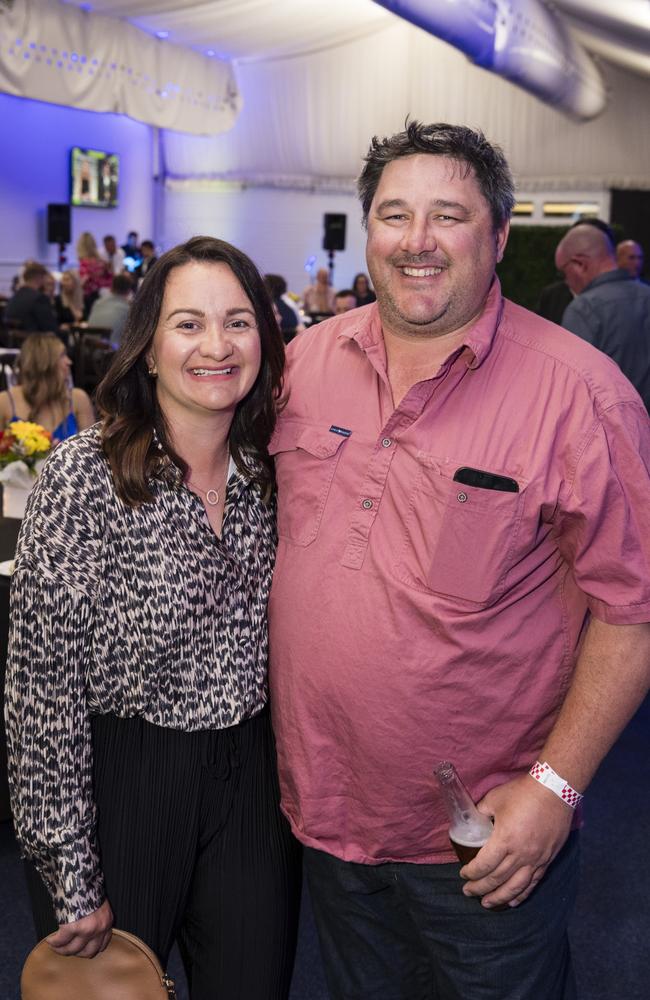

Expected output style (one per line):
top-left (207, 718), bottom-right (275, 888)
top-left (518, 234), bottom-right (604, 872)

top-left (70, 147), bottom-right (119, 208)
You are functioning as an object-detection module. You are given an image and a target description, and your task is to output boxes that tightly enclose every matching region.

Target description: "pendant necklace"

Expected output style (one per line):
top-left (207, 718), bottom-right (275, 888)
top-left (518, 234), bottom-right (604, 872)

top-left (186, 453), bottom-right (229, 507)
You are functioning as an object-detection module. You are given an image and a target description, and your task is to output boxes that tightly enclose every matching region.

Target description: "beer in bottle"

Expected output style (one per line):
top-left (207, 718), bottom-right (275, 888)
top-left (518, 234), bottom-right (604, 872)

top-left (433, 760), bottom-right (494, 864)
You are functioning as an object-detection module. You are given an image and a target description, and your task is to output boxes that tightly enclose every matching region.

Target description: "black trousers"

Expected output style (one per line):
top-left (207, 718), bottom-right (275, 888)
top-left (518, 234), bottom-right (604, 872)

top-left (27, 708), bottom-right (302, 1000)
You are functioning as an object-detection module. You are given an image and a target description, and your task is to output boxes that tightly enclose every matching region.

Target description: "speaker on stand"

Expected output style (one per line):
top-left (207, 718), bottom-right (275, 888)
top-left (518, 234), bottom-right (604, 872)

top-left (47, 203), bottom-right (71, 269)
top-left (322, 213), bottom-right (347, 284)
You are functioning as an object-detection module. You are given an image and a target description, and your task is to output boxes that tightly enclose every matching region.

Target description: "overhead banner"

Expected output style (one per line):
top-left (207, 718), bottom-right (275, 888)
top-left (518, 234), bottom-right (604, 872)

top-left (0, 0), bottom-right (241, 135)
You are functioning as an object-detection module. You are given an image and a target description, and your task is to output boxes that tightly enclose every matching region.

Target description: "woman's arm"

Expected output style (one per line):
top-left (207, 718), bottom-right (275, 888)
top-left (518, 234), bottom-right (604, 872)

top-left (5, 437), bottom-right (108, 934)
top-left (72, 388), bottom-right (96, 431)
top-left (0, 390), bottom-right (12, 430)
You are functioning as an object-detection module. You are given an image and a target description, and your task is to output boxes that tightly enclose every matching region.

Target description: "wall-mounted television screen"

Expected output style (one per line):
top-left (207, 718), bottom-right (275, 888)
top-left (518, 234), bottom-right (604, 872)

top-left (70, 147), bottom-right (119, 208)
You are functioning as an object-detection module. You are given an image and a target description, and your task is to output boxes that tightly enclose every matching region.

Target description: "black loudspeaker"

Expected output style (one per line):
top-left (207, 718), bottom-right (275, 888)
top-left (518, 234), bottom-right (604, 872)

top-left (323, 213), bottom-right (346, 252)
top-left (47, 203), bottom-right (71, 244)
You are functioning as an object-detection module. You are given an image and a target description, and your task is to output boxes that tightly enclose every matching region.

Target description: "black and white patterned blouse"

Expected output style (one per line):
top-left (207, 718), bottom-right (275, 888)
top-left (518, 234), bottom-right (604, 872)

top-left (4, 424), bottom-right (276, 924)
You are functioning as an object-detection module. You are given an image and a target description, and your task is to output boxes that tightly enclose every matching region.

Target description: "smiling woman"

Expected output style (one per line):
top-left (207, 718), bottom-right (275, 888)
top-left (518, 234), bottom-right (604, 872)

top-left (5, 237), bottom-right (300, 1000)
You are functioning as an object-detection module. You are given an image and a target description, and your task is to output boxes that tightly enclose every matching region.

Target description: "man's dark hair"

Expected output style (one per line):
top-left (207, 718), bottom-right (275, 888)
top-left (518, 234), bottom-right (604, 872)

top-left (96, 235), bottom-right (284, 506)
top-left (141, 240), bottom-right (155, 252)
top-left (357, 120), bottom-right (515, 231)
top-left (335, 289), bottom-right (355, 299)
top-left (112, 274), bottom-right (133, 296)
top-left (23, 262), bottom-right (47, 284)
top-left (264, 274), bottom-right (288, 298)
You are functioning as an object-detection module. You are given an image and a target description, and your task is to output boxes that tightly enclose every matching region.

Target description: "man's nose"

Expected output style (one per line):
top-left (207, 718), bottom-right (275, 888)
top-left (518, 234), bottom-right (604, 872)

top-left (399, 217), bottom-right (438, 256)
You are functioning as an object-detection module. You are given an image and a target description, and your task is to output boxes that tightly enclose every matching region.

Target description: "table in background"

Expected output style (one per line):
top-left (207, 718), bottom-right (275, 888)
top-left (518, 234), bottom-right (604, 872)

top-left (0, 517), bottom-right (22, 821)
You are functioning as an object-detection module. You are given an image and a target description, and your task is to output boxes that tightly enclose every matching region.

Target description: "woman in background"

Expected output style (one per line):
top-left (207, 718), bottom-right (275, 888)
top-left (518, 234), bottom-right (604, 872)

top-left (0, 333), bottom-right (94, 442)
top-left (55, 269), bottom-right (85, 327)
top-left (6, 236), bottom-right (301, 1000)
top-left (352, 272), bottom-right (376, 307)
top-left (76, 232), bottom-right (112, 317)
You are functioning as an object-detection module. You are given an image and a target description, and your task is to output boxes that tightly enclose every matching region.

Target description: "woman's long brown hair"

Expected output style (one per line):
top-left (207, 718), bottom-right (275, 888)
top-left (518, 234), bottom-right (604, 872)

top-left (95, 236), bottom-right (285, 506)
top-left (17, 334), bottom-right (69, 422)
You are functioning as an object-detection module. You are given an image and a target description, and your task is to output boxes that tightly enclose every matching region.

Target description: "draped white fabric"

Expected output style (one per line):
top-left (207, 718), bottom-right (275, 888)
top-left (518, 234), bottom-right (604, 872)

top-left (162, 20), bottom-right (650, 191)
top-left (0, 0), bottom-right (241, 135)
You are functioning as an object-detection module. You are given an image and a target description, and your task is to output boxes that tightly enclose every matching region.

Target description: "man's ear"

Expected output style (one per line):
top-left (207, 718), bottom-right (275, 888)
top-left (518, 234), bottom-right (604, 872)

top-left (495, 220), bottom-right (510, 264)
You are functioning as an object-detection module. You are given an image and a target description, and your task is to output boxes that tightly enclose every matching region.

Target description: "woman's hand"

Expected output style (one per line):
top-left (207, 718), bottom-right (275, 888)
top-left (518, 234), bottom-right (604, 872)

top-left (46, 899), bottom-right (114, 958)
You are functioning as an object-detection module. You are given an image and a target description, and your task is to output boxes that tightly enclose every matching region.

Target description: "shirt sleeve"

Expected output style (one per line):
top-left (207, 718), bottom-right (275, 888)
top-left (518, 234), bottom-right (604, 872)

top-left (4, 438), bottom-right (107, 923)
top-left (553, 401), bottom-right (650, 623)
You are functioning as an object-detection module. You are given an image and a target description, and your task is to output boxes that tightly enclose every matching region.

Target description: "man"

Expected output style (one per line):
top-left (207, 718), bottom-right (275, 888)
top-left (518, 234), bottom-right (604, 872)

top-left (134, 240), bottom-right (158, 284)
top-left (302, 267), bottom-right (336, 316)
top-left (100, 235), bottom-right (126, 276)
top-left (334, 289), bottom-right (357, 314)
top-left (556, 224), bottom-right (650, 412)
top-left (5, 262), bottom-right (58, 333)
top-left (269, 122), bottom-right (650, 1000)
top-left (87, 273), bottom-right (132, 347)
top-left (616, 238), bottom-right (645, 280)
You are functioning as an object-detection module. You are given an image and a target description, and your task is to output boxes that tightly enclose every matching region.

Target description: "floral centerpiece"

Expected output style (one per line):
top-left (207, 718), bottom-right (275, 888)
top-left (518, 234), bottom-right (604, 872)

top-left (0, 421), bottom-right (52, 517)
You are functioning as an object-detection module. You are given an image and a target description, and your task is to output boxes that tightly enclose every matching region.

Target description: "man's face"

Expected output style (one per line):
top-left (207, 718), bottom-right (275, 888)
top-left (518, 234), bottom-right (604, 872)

top-left (366, 154), bottom-right (509, 339)
top-left (617, 242), bottom-right (644, 279)
top-left (335, 294), bottom-right (356, 315)
top-left (104, 237), bottom-right (116, 254)
top-left (554, 246), bottom-right (590, 295)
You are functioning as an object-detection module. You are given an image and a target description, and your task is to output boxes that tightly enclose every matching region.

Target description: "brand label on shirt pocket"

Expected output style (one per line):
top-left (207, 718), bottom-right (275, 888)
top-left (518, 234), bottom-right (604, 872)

top-left (394, 456), bottom-right (525, 605)
top-left (269, 421), bottom-right (348, 546)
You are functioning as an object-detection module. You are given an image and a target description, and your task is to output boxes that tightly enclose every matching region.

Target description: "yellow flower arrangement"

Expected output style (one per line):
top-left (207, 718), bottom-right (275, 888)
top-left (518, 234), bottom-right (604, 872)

top-left (0, 420), bottom-right (52, 472)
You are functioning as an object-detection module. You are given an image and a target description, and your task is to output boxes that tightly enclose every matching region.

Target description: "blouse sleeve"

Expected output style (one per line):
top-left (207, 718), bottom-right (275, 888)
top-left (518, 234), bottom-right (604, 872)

top-left (4, 434), bottom-right (107, 924)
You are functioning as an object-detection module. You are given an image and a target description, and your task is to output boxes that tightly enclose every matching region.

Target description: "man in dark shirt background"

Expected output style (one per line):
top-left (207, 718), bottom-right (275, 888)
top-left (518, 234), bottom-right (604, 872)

top-left (555, 224), bottom-right (650, 413)
top-left (5, 262), bottom-right (58, 334)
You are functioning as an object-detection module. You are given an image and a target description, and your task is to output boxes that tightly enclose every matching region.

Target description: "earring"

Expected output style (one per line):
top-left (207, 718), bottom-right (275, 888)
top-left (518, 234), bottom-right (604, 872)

top-left (147, 365), bottom-right (157, 377)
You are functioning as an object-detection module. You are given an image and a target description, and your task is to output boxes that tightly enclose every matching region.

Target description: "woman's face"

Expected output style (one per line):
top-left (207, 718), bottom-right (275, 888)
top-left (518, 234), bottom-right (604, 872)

top-left (147, 261), bottom-right (262, 426)
top-left (42, 275), bottom-right (56, 299)
top-left (61, 273), bottom-right (75, 295)
top-left (355, 274), bottom-right (368, 295)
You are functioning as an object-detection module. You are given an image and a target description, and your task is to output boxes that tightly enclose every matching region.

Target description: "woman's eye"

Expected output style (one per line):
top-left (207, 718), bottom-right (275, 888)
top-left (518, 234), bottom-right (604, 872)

top-left (177, 320), bottom-right (198, 331)
top-left (227, 319), bottom-right (252, 330)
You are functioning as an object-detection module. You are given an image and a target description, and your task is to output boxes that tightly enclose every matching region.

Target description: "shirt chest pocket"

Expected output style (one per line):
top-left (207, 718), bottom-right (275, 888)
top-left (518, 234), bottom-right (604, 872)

top-left (269, 423), bottom-right (348, 546)
top-left (393, 455), bottom-right (525, 606)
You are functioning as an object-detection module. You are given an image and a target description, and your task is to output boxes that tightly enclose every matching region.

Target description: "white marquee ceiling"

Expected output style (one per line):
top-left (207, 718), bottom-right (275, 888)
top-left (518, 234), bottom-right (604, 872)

top-left (62, 0), bottom-right (650, 77)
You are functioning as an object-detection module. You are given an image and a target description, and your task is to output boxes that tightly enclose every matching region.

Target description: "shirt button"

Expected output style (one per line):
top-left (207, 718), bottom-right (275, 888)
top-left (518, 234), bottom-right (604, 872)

top-left (362, 499), bottom-right (373, 510)
top-left (457, 491), bottom-right (468, 503)
top-left (381, 437), bottom-right (392, 448)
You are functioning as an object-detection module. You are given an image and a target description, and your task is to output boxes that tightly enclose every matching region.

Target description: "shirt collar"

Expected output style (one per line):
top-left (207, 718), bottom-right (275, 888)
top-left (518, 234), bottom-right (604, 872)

top-left (337, 276), bottom-right (504, 371)
top-left (582, 267), bottom-right (633, 294)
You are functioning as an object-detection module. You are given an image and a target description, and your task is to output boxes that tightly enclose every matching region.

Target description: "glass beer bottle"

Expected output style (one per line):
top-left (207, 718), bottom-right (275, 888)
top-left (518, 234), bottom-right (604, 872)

top-left (433, 760), bottom-right (494, 864)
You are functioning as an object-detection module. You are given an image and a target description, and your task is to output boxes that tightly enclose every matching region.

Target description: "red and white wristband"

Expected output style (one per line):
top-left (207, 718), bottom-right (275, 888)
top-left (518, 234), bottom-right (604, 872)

top-left (529, 761), bottom-right (584, 809)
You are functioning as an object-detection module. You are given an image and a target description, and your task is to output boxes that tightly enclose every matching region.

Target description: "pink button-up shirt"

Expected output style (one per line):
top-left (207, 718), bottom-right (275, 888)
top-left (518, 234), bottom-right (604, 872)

top-left (269, 281), bottom-right (650, 864)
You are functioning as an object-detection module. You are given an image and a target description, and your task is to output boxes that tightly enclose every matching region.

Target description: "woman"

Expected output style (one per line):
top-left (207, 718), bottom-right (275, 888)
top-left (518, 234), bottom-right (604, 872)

top-left (76, 231), bottom-right (112, 316)
top-left (54, 269), bottom-right (85, 327)
top-left (0, 333), bottom-right (94, 442)
top-left (352, 272), bottom-right (376, 307)
top-left (5, 237), bottom-right (301, 999)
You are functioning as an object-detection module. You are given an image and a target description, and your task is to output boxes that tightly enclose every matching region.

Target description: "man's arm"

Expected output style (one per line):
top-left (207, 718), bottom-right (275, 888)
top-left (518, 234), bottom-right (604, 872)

top-left (461, 617), bottom-right (650, 908)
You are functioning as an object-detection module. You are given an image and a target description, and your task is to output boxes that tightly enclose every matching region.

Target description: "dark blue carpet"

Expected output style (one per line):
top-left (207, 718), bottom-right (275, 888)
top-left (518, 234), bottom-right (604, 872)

top-left (1, 698), bottom-right (647, 999)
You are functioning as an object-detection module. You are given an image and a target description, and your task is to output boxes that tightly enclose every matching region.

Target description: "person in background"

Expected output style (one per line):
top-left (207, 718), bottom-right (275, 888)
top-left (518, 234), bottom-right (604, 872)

top-left (76, 232), bottom-right (112, 318)
top-left (5, 263), bottom-right (59, 334)
top-left (0, 332), bottom-right (94, 442)
top-left (135, 240), bottom-right (158, 283)
top-left (55, 270), bottom-right (85, 327)
top-left (87, 273), bottom-right (133, 347)
top-left (352, 271), bottom-right (376, 306)
top-left (334, 289), bottom-right (357, 314)
top-left (264, 274), bottom-right (304, 344)
top-left (100, 235), bottom-right (126, 276)
top-left (556, 224), bottom-right (650, 413)
top-left (302, 268), bottom-right (336, 317)
top-left (269, 121), bottom-right (650, 1000)
top-left (121, 230), bottom-right (141, 259)
top-left (616, 239), bottom-right (645, 280)
top-left (5, 236), bottom-right (301, 1000)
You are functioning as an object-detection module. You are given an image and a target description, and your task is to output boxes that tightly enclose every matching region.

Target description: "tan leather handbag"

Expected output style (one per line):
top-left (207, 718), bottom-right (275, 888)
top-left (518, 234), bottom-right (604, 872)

top-left (21, 928), bottom-right (177, 999)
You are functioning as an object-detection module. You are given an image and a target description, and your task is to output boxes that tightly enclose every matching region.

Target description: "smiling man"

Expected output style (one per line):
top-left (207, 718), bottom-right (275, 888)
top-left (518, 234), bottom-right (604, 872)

top-left (269, 122), bottom-right (650, 1000)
